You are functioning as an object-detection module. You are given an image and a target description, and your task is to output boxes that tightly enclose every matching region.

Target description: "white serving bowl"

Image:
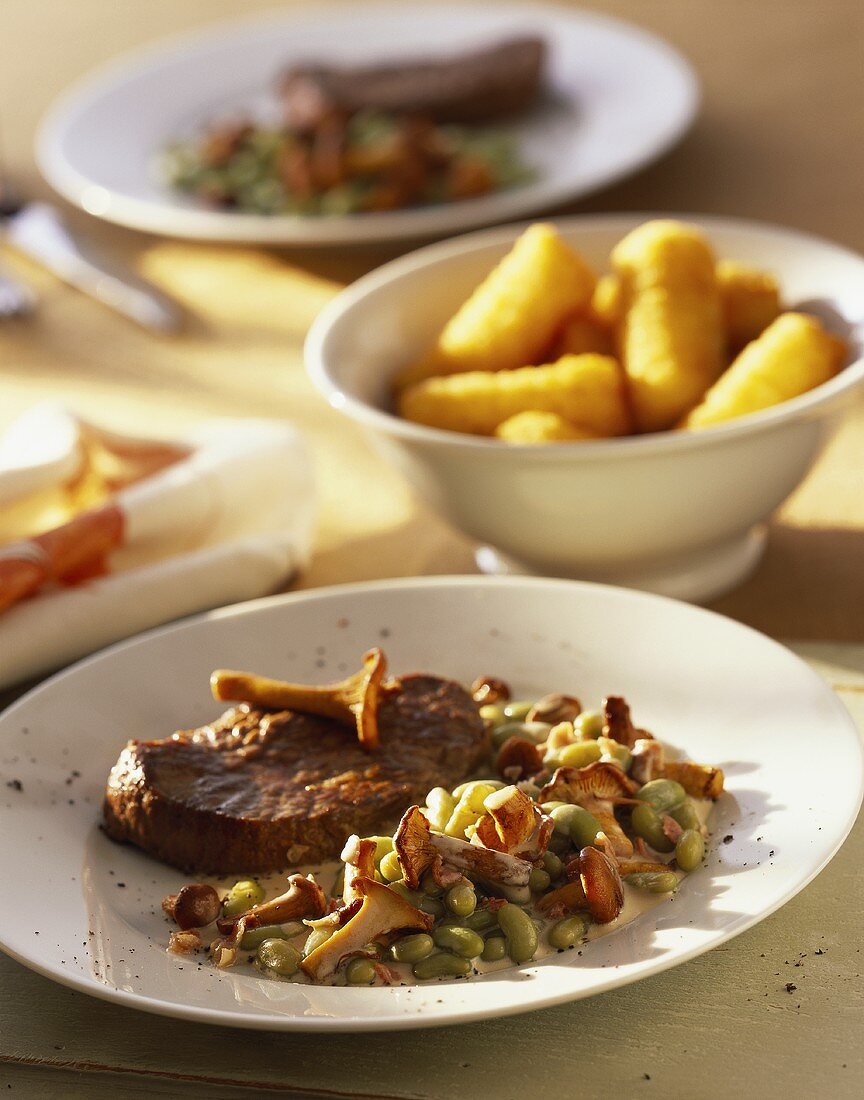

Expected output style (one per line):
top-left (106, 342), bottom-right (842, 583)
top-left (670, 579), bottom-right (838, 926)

top-left (306, 216), bottom-right (864, 601)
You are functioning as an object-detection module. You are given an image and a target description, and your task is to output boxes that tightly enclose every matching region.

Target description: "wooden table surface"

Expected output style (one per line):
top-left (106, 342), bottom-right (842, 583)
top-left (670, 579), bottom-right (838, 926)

top-left (1, 1), bottom-right (863, 1095)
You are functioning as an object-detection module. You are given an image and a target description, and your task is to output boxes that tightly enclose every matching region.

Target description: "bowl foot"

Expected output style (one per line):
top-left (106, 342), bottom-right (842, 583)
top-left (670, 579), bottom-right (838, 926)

top-left (475, 526), bottom-right (768, 604)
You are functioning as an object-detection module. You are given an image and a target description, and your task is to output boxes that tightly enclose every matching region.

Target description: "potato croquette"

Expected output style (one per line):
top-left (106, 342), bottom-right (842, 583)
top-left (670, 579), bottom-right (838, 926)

top-left (393, 224), bottom-right (596, 391)
top-left (613, 220), bottom-right (725, 432)
top-left (552, 314), bottom-right (614, 358)
top-left (683, 312), bottom-right (846, 429)
top-left (717, 260), bottom-right (781, 351)
top-left (399, 354), bottom-right (630, 437)
top-left (495, 410), bottom-right (598, 443)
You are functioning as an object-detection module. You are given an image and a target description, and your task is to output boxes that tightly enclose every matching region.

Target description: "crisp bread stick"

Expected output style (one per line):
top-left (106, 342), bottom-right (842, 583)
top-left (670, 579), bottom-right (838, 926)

top-left (682, 312), bottom-right (846, 429)
top-left (717, 260), bottom-right (781, 351)
top-left (399, 354), bottom-right (630, 437)
top-left (495, 410), bottom-right (598, 443)
top-left (393, 224), bottom-right (596, 391)
top-left (613, 220), bottom-right (725, 432)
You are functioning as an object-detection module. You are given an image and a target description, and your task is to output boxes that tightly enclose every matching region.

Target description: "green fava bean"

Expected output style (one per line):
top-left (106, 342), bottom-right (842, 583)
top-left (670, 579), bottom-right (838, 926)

top-left (378, 850), bottom-right (403, 882)
top-left (624, 871), bottom-right (679, 894)
top-left (345, 957), bottom-right (377, 985)
top-left (575, 710), bottom-right (604, 739)
top-left (420, 871), bottom-right (444, 897)
top-left (390, 934), bottom-right (435, 964)
top-left (529, 868), bottom-right (551, 893)
top-left (388, 880), bottom-right (423, 906)
top-left (558, 740), bottom-right (603, 768)
top-left (256, 938), bottom-right (301, 976)
top-left (503, 700), bottom-right (534, 722)
top-left (481, 935), bottom-right (507, 962)
top-left (492, 721), bottom-right (550, 752)
top-left (452, 779), bottom-right (504, 808)
top-left (675, 829), bottom-right (705, 872)
top-left (568, 806), bottom-right (604, 849)
top-left (497, 903), bottom-right (538, 963)
top-left (636, 778), bottom-right (687, 813)
top-left (223, 878), bottom-right (265, 919)
top-left (542, 851), bottom-right (564, 879)
top-left (549, 804), bottom-right (582, 835)
top-left (670, 799), bottom-right (701, 831)
top-left (419, 896), bottom-right (445, 918)
top-left (463, 907), bottom-right (498, 933)
top-left (413, 952), bottom-right (472, 979)
top-left (445, 883), bottom-right (477, 918)
top-left (433, 925), bottom-right (485, 959)
top-left (548, 915), bottom-right (587, 950)
top-left (365, 835), bottom-right (394, 863)
top-left (240, 924), bottom-right (286, 950)
top-left (479, 703), bottom-right (507, 727)
top-left (630, 802), bottom-right (675, 853)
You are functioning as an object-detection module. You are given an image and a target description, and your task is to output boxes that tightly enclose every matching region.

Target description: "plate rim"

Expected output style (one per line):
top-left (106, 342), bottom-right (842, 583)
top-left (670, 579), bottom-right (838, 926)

top-left (34, 1), bottom-right (699, 245)
top-left (1, 575), bottom-right (862, 1030)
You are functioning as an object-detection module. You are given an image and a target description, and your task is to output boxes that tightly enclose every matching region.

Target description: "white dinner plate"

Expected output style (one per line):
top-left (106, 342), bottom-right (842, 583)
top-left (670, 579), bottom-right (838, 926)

top-left (0, 577), bottom-right (860, 1031)
top-left (36, 3), bottom-right (698, 245)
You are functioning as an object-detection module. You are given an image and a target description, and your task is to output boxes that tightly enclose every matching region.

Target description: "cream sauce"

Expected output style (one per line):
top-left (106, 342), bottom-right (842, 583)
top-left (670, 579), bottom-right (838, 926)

top-left (202, 796), bottom-right (714, 986)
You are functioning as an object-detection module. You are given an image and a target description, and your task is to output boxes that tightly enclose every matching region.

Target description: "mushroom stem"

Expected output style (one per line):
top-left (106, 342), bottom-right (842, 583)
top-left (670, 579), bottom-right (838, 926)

top-left (217, 874), bottom-right (327, 934)
top-left (341, 836), bottom-right (378, 904)
top-left (394, 805), bottom-right (533, 890)
top-left (210, 648), bottom-right (387, 750)
top-left (301, 878), bottom-right (432, 982)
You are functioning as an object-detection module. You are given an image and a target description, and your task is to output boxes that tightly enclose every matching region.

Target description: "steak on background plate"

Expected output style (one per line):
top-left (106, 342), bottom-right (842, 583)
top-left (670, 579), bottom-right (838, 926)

top-left (103, 674), bottom-right (488, 874)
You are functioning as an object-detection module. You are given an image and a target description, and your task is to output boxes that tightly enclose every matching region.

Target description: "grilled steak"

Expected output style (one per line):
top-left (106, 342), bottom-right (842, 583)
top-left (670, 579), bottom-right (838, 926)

top-left (103, 674), bottom-right (488, 874)
top-left (281, 36), bottom-right (547, 130)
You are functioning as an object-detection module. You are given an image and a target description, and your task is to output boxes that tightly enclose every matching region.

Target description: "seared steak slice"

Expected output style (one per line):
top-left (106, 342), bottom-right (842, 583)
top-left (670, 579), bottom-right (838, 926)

top-left (281, 36), bottom-right (547, 130)
top-left (103, 674), bottom-right (488, 874)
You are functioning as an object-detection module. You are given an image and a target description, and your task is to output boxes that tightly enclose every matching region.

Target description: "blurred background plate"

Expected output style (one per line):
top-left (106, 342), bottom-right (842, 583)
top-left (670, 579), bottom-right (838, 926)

top-left (35, 2), bottom-right (698, 246)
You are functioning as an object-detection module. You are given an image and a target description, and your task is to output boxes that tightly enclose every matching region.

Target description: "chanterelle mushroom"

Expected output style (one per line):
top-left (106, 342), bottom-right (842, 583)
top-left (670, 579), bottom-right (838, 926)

top-left (211, 874), bottom-right (327, 969)
top-left (602, 696), bottom-right (651, 749)
top-left (301, 878), bottom-right (432, 982)
top-left (539, 762), bottom-right (639, 857)
top-left (394, 805), bottom-right (437, 888)
top-left (210, 648), bottom-right (387, 750)
top-left (662, 760), bottom-right (724, 800)
top-left (217, 874), bottom-right (327, 936)
top-left (472, 785), bottom-right (553, 862)
top-left (629, 738), bottom-right (665, 786)
top-left (395, 806), bottom-right (533, 891)
top-left (578, 845), bottom-right (624, 924)
top-left (341, 835), bottom-right (377, 904)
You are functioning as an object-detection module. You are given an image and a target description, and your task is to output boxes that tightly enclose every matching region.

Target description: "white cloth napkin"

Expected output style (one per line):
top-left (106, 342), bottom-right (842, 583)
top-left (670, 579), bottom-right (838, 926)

top-left (0, 404), bottom-right (315, 688)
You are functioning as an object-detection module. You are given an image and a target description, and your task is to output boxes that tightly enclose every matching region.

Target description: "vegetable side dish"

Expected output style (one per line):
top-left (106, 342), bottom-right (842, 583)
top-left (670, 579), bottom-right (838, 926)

top-left (163, 38), bottom-right (543, 215)
top-left (111, 652), bottom-right (726, 985)
top-left (395, 220), bottom-right (849, 439)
